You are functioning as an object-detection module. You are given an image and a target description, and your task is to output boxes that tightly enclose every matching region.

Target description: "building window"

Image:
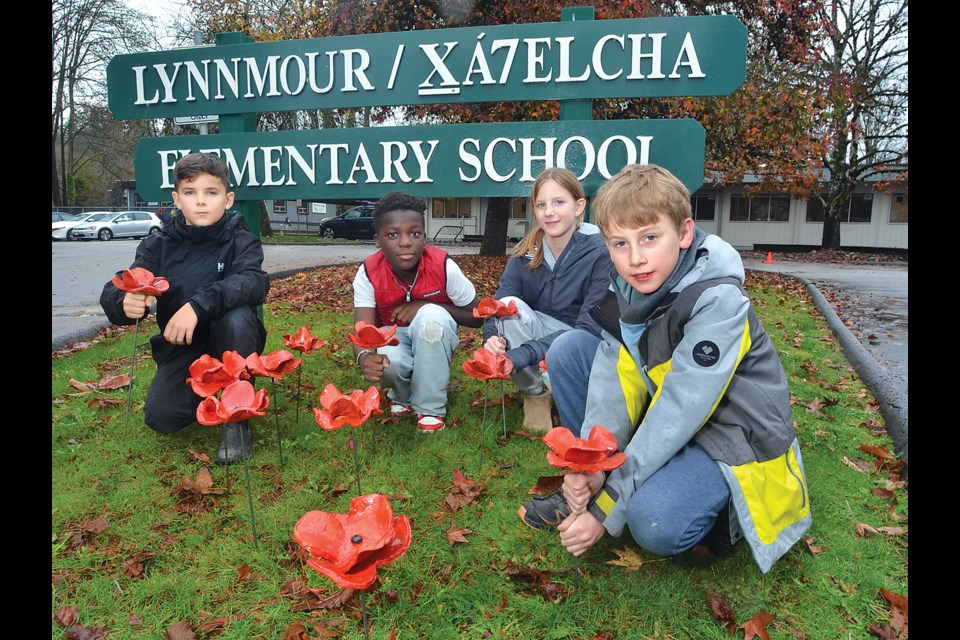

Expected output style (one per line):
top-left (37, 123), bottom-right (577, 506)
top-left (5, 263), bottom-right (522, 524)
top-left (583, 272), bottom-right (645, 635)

top-left (890, 193), bottom-right (908, 223)
top-left (273, 201), bottom-right (287, 214)
top-left (690, 193), bottom-right (717, 221)
top-left (848, 194), bottom-right (873, 223)
top-left (432, 197), bottom-right (472, 219)
top-left (509, 198), bottom-right (527, 219)
top-left (806, 193), bottom-right (873, 223)
top-left (729, 194), bottom-right (791, 222)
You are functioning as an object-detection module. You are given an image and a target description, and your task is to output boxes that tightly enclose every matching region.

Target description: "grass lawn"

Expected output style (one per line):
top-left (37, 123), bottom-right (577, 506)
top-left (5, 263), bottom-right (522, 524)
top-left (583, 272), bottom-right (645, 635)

top-left (52, 256), bottom-right (908, 639)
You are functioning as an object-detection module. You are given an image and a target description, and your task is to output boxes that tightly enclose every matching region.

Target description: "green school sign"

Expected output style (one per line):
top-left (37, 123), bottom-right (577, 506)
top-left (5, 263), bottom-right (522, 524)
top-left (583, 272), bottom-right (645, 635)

top-left (108, 15), bottom-right (747, 119)
top-left (133, 119), bottom-right (706, 201)
top-left (108, 10), bottom-right (747, 214)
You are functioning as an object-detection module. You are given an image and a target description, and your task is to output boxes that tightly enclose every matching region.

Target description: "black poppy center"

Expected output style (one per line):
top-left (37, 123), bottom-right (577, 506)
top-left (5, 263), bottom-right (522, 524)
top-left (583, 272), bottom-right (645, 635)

top-left (351, 534), bottom-right (363, 544)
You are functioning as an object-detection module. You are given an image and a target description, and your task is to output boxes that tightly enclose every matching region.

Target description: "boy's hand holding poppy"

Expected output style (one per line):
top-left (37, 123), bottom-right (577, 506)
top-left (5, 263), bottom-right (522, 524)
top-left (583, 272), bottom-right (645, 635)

top-left (558, 511), bottom-right (605, 557)
top-left (563, 471), bottom-right (605, 513)
top-left (122, 292), bottom-right (155, 320)
top-left (483, 335), bottom-right (507, 357)
top-left (358, 352), bottom-right (389, 383)
top-left (163, 303), bottom-right (199, 346)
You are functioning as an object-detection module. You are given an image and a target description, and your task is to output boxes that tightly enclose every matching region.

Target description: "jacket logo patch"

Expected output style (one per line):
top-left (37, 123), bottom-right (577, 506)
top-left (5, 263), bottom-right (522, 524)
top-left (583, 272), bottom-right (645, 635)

top-left (692, 340), bottom-right (720, 367)
top-left (423, 289), bottom-right (441, 297)
top-left (217, 262), bottom-right (225, 273)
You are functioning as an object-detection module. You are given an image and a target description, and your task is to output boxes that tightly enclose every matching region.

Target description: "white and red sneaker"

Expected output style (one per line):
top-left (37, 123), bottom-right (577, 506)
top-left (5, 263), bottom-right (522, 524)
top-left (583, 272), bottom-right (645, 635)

top-left (416, 414), bottom-right (445, 433)
top-left (390, 402), bottom-right (412, 416)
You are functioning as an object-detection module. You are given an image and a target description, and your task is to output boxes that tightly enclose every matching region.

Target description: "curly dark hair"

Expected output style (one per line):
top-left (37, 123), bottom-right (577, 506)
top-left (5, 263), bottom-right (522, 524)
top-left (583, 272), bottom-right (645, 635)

top-left (372, 192), bottom-right (426, 231)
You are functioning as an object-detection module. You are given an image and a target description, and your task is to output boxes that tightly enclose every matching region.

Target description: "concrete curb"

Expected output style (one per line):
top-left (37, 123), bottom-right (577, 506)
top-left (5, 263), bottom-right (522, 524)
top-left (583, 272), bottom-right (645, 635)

top-left (794, 275), bottom-right (908, 467)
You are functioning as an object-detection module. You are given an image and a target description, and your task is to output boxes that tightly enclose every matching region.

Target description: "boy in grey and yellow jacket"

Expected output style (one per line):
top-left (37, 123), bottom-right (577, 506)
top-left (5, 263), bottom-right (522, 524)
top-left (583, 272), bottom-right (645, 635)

top-left (519, 164), bottom-right (811, 573)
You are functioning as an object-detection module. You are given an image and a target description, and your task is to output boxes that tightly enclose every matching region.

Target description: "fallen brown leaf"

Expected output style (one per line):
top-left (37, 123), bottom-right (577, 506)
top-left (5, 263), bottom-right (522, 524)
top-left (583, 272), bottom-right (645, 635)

top-left (739, 611), bottom-right (775, 640)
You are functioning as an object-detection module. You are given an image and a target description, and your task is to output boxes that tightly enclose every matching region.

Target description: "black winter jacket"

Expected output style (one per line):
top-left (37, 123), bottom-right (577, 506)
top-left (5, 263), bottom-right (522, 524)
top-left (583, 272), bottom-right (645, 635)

top-left (100, 210), bottom-right (269, 362)
top-left (482, 230), bottom-right (612, 371)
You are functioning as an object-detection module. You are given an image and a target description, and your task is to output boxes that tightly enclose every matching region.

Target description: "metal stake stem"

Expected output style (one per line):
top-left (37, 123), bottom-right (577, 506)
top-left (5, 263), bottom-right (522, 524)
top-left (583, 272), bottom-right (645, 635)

top-left (350, 437), bottom-right (362, 495)
top-left (500, 379), bottom-right (507, 438)
top-left (240, 426), bottom-right (259, 547)
top-left (359, 590), bottom-right (370, 640)
top-left (294, 366), bottom-right (303, 427)
top-left (122, 319), bottom-right (140, 429)
top-left (272, 379), bottom-right (285, 469)
top-left (479, 380), bottom-right (489, 467)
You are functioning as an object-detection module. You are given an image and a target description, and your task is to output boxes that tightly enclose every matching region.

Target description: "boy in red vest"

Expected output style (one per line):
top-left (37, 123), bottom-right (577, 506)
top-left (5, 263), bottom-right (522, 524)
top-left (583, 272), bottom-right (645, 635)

top-left (351, 192), bottom-right (482, 433)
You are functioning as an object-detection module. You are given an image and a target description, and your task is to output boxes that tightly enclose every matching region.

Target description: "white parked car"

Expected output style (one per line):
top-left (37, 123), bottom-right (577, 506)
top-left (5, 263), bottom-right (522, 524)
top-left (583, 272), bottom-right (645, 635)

top-left (52, 212), bottom-right (98, 241)
top-left (69, 211), bottom-right (163, 241)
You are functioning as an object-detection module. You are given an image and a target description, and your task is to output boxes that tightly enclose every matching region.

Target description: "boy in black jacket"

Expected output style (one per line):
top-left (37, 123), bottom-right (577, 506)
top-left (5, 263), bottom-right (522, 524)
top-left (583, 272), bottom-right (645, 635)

top-left (100, 152), bottom-right (269, 464)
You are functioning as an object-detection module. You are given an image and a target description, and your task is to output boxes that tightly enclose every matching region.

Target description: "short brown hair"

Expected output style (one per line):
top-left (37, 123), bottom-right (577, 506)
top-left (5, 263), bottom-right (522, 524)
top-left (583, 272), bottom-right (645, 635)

top-left (373, 192), bottom-right (426, 231)
top-left (592, 164), bottom-right (691, 236)
top-left (174, 152), bottom-right (231, 191)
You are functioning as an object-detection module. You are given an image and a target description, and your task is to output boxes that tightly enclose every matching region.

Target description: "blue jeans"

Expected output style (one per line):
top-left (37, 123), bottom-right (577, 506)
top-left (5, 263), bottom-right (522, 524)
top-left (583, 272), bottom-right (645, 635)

top-left (497, 296), bottom-right (571, 395)
top-left (626, 443), bottom-right (731, 556)
top-left (544, 328), bottom-right (601, 437)
top-left (378, 304), bottom-right (460, 417)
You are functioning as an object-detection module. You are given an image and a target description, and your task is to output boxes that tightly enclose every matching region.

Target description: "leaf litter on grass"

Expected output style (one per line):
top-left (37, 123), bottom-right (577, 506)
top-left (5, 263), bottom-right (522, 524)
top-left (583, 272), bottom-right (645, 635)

top-left (52, 254), bottom-right (907, 639)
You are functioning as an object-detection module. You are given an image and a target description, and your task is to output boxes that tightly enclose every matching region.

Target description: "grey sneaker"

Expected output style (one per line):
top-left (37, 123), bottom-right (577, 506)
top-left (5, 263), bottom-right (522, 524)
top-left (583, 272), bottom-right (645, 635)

top-left (215, 421), bottom-right (252, 465)
top-left (518, 490), bottom-right (571, 531)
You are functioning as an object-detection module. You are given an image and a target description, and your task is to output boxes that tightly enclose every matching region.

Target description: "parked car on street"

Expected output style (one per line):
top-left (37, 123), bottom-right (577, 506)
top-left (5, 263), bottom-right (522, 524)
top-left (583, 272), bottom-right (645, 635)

top-left (69, 211), bottom-right (163, 241)
top-left (52, 212), bottom-right (98, 241)
top-left (52, 212), bottom-right (79, 223)
top-left (317, 204), bottom-right (375, 240)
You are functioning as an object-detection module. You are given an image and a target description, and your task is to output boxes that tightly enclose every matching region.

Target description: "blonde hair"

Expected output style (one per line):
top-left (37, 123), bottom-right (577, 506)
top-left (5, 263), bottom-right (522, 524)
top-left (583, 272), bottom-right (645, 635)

top-left (511, 167), bottom-right (586, 270)
top-left (592, 164), bottom-right (692, 236)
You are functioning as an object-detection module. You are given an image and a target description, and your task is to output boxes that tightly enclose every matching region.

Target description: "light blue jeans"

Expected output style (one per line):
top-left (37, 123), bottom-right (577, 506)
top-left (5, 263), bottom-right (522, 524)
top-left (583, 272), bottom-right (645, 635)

top-left (544, 328), bottom-right (601, 436)
top-left (625, 443), bottom-right (731, 556)
top-left (378, 304), bottom-right (460, 417)
top-left (497, 296), bottom-right (571, 395)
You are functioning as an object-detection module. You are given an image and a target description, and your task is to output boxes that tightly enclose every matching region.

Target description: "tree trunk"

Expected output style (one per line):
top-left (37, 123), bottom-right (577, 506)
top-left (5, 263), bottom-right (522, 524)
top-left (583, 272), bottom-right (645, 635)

top-left (820, 213), bottom-right (841, 249)
top-left (259, 200), bottom-right (273, 237)
top-left (52, 146), bottom-right (62, 208)
top-left (480, 197), bottom-right (510, 257)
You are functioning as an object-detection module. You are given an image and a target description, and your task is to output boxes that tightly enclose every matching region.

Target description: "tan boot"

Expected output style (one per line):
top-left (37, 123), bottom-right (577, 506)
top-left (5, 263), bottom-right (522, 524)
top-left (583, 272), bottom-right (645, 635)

top-left (523, 391), bottom-right (554, 434)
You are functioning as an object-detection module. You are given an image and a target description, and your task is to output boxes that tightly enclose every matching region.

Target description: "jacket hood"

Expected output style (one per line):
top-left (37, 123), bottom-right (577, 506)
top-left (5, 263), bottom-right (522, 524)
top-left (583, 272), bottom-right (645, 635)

top-left (676, 233), bottom-right (745, 291)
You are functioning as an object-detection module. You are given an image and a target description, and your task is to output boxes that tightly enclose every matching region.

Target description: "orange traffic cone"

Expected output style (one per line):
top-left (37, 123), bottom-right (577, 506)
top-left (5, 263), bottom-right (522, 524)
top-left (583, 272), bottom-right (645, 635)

top-left (764, 251), bottom-right (774, 264)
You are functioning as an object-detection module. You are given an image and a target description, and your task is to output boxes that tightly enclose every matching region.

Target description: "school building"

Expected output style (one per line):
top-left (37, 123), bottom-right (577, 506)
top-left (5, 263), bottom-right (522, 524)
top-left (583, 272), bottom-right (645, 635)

top-left (264, 171), bottom-right (908, 251)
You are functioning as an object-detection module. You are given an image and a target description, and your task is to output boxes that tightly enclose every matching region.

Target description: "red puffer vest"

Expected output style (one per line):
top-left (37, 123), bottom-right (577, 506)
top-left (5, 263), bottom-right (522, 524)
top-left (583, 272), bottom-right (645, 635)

top-left (363, 245), bottom-right (453, 327)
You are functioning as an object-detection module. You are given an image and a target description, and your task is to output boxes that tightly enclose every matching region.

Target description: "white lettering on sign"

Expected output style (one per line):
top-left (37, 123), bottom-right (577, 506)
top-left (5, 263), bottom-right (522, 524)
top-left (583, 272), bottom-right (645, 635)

top-left (157, 140), bottom-right (440, 189)
top-left (132, 31), bottom-right (705, 106)
top-left (458, 135), bottom-right (653, 182)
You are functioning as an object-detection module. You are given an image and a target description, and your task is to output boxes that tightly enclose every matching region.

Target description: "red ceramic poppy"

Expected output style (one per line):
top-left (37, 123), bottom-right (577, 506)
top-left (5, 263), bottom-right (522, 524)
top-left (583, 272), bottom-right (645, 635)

top-left (543, 425), bottom-right (626, 474)
top-left (245, 350), bottom-right (302, 379)
top-left (348, 321), bottom-right (399, 349)
top-left (538, 359), bottom-right (547, 373)
top-left (196, 379), bottom-right (270, 426)
top-left (471, 297), bottom-right (519, 319)
top-left (111, 267), bottom-right (170, 296)
top-left (313, 384), bottom-right (383, 430)
top-left (282, 326), bottom-right (326, 354)
top-left (186, 352), bottom-right (251, 397)
top-left (293, 493), bottom-right (412, 590)
top-left (462, 348), bottom-right (511, 380)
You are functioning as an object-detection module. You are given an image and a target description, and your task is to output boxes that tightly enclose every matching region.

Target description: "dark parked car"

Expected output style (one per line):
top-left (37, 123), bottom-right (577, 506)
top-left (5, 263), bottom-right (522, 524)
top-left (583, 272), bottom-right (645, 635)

top-left (317, 204), bottom-right (375, 240)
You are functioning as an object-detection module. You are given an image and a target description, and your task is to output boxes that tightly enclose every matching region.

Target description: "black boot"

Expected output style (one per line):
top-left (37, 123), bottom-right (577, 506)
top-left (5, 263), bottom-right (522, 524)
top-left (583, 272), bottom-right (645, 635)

top-left (700, 505), bottom-right (734, 557)
top-left (216, 421), bottom-right (252, 465)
